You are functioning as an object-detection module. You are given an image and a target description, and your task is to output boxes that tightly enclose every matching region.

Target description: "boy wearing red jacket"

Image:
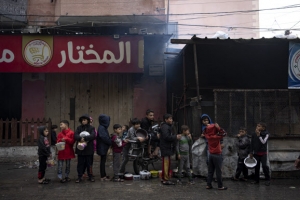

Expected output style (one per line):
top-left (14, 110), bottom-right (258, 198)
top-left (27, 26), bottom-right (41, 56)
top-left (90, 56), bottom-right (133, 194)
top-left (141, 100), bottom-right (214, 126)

top-left (57, 120), bottom-right (75, 183)
top-left (111, 124), bottom-right (127, 182)
top-left (204, 123), bottom-right (227, 190)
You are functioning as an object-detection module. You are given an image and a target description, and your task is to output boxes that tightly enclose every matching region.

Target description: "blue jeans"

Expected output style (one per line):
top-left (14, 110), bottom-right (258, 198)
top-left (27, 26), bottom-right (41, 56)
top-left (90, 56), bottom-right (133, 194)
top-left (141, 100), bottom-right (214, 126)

top-left (57, 159), bottom-right (71, 179)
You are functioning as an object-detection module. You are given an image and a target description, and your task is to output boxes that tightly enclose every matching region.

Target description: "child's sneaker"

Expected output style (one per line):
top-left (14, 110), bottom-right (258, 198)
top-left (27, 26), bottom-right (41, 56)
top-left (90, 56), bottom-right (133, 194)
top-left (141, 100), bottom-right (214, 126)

top-left (177, 180), bottom-right (183, 185)
top-left (82, 173), bottom-right (88, 178)
top-left (188, 181), bottom-right (195, 185)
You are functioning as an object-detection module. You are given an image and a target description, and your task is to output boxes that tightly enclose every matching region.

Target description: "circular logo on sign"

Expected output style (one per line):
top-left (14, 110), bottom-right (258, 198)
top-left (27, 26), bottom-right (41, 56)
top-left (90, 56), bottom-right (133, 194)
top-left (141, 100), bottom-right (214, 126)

top-left (24, 40), bottom-right (52, 67)
top-left (290, 49), bottom-right (300, 81)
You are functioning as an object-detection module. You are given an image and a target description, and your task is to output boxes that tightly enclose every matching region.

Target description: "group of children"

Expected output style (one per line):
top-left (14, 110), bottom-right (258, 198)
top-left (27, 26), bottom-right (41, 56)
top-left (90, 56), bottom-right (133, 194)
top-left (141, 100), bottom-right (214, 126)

top-left (37, 112), bottom-right (271, 189)
top-left (37, 114), bottom-right (130, 184)
top-left (199, 114), bottom-right (271, 190)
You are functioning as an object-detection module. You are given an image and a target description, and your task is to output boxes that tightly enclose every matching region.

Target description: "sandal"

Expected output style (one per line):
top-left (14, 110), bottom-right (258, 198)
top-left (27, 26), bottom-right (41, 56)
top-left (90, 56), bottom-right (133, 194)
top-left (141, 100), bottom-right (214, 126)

top-left (206, 185), bottom-right (213, 189)
top-left (38, 179), bottom-right (49, 184)
top-left (75, 178), bottom-right (82, 183)
top-left (113, 178), bottom-right (124, 182)
top-left (218, 187), bottom-right (228, 190)
top-left (231, 176), bottom-right (239, 181)
top-left (60, 179), bottom-right (66, 183)
top-left (65, 177), bottom-right (71, 182)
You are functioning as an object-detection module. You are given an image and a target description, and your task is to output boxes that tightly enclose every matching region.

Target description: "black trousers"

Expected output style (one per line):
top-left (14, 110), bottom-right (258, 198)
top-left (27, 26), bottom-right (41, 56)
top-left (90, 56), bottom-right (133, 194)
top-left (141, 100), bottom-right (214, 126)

top-left (77, 155), bottom-right (93, 179)
top-left (235, 157), bottom-right (248, 179)
top-left (38, 156), bottom-right (47, 179)
top-left (254, 154), bottom-right (270, 182)
top-left (207, 154), bottom-right (223, 188)
top-left (100, 154), bottom-right (107, 178)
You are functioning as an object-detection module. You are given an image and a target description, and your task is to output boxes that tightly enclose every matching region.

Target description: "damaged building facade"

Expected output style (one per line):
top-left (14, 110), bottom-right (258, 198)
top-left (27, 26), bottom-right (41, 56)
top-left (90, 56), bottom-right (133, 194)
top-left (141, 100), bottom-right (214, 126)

top-left (168, 37), bottom-right (300, 177)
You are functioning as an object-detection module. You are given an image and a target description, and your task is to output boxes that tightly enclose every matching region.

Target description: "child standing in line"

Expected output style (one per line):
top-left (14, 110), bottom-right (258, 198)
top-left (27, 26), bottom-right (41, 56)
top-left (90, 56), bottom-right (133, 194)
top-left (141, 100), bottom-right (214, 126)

top-left (56, 120), bottom-right (75, 183)
top-left (176, 125), bottom-right (194, 185)
top-left (37, 126), bottom-right (51, 184)
top-left (121, 125), bottom-right (129, 141)
top-left (111, 124), bottom-right (128, 182)
top-left (249, 122), bottom-right (271, 186)
top-left (83, 116), bottom-right (97, 178)
top-left (96, 114), bottom-right (112, 181)
top-left (204, 123), bottom-right (227, 190)
top-left (74, 114), bottom-right (96, 183)
top-left (119, 118), bottom-right (147, 177)
top-left (160, 114), bottom-right (181, 185)
top-left (51, 125), bottom-right (58, 146)
top-left (232, 127), bottom-right (250, 181)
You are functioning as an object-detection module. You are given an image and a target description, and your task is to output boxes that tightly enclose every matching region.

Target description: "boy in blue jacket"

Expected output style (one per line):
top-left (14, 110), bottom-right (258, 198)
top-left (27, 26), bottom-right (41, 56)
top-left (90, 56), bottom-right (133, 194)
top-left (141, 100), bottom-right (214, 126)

top-left (96, 114), bottom-right (112, 181)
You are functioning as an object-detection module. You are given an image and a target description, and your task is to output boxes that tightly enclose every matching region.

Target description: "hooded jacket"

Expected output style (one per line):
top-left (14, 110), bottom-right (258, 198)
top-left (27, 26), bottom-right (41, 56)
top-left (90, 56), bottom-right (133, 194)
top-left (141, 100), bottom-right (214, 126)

top-left (201, 114), bottom-right (224, 146)
top-left (96, 114), bottom-right (112, 156)
top-left (204, 124), bottom-right (226, 154)
top-left (38, 126), bottom-right (51, 157)
top-left (74, 114), bottom-right (96, 155)
top-left (201, 114), bottom-right (213, 132)
top-left (160, 122), bottom-right (177, 157)
top-left (235, 134), bottom-right (250, 159)
top-left (57, 128), bottom-right (75, 160)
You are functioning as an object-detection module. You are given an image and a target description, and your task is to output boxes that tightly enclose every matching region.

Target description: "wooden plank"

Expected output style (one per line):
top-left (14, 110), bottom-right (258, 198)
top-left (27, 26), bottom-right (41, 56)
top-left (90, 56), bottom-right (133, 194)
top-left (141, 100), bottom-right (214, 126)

top-left (94, 73), bottom-right (104, 126)
top-left (103, 73), bottom-right (109, 116)
top-left (11, 118), bottom-right (17, 146)
top-left (76, 74), bottom-right (89, 123)
top-left (24, 119), bottom-right (28, 146)
top-left (127, 74), bottom-right (133, 120)
top-left (45, 74), bottom-right (61, 128)
top-left (66, 73), bottom-right (76, 131)
top-left (30, 118), bottom-right (34, 146)
top-left (113, 74), bottom-right (120, 129)
top-left (119, 74), bottom-right (125, 126)
top-left (60, 74), bottom-right (67, 121)
top-left (88, 73), bottom-right (96, 121)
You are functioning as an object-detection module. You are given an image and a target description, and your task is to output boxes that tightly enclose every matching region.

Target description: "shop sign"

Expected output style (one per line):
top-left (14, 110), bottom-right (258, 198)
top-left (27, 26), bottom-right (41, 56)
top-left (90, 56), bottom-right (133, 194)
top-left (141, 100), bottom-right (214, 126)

top-left (0, 35), bottom-right (144, 73)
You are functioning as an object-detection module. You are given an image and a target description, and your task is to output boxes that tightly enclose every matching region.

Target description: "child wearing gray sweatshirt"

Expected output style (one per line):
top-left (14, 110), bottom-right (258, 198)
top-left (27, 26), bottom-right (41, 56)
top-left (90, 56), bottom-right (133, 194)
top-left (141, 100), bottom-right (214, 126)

top-left (176, 125), bottom-right (194, 185)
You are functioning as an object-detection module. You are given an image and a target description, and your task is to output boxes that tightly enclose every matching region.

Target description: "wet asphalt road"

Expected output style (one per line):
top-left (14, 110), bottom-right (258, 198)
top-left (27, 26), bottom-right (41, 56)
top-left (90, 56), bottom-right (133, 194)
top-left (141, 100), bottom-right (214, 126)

top-left (0, 158), bottom-right (300, 200)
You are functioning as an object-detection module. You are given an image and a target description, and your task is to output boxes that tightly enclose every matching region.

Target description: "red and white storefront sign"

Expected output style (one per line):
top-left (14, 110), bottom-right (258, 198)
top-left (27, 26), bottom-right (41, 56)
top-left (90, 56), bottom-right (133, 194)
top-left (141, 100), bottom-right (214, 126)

top-left (0, 35), bottom-right (144, 73)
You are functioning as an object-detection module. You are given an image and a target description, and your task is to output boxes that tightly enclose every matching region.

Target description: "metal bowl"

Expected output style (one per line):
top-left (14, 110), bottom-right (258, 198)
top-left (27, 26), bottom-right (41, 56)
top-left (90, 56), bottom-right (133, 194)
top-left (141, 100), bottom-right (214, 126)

top-left (136, 129), bottom-right (148, 138)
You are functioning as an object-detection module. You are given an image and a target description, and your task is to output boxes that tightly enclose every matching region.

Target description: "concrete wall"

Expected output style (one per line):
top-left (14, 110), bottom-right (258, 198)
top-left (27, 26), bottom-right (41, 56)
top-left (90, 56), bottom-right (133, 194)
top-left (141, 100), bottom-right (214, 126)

top-left (27, 0), bottom-right (56, 26)
top-left (57, 0), bottom-right (164, 16)
top-left (0, 146), bottom-right (55, 163)
top-left (192, 137), bottom-right (300, 178)
top-left (168, 0), bottom-right (259, 41)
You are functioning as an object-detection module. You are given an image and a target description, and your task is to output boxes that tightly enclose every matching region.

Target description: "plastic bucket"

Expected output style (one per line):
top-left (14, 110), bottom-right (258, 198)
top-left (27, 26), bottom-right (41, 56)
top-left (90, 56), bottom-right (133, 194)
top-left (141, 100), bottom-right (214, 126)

top-left (77, 142), bottom-right (87, 150)
top-left (244, 156), bottom-right (257, 169)
top-left (150, 170), bottom-right (159, 178)
top-left (158, 170), bottom-right (162, 178)
top-left (56, 142), bottom-right (65, 151)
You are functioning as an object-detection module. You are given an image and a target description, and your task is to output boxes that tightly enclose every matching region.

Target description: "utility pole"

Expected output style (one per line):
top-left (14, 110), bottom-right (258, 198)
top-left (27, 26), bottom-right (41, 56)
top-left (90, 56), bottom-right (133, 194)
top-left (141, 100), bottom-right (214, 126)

top-left (166, 0), bottom-right (170, 34)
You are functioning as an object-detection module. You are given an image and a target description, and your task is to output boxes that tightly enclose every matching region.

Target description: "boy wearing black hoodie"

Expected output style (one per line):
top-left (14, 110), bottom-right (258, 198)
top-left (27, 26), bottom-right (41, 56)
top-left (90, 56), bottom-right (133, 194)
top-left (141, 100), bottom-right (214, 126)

top-left (249, 122), bottom-right (271, 186)
top-left (96, 114), bottom-right (112, 181)
top-left (74, 114), bottom-right (96, 183)
top-left (37, 126), bottom-right (51, 184)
